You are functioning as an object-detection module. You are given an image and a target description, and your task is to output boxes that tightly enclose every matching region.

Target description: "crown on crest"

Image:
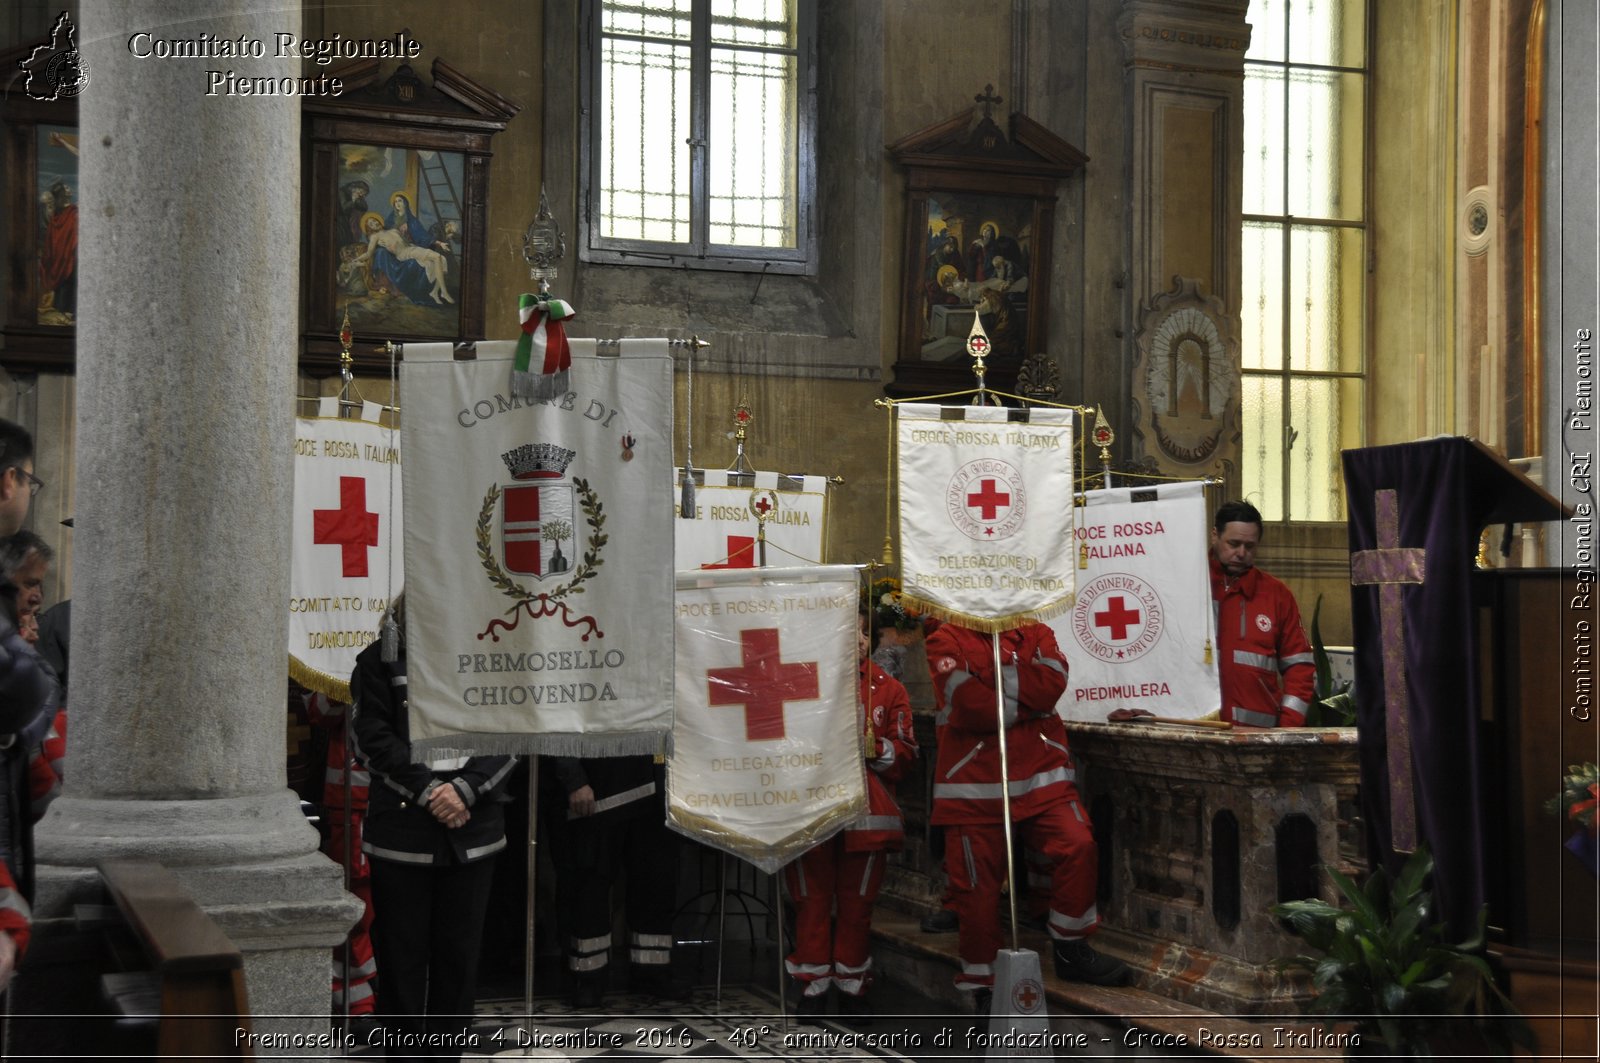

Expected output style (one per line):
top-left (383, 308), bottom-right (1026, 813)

top-left (502, 442), bottom-right (576, 480)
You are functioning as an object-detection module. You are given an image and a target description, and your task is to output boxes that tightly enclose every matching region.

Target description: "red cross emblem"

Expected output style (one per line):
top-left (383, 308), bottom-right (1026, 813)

top-left (1012, 977), bottom-right (1043, 1013)
top-left (313, 476), bottom-right (379, 578)
top-left (702, 535), bottom-right (756, 570)
top-left (1093, 595), bottom-right (1142, 640)
top-left (707, 628), bottom-right (820, 741)
top-left (966, 479), bottom-right (1011, 521)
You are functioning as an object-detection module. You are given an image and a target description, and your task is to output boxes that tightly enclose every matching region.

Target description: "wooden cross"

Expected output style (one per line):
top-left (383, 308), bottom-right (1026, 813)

top-left (974, 84), bottom-right (1003, 120)
top-left (1349, 488), bottom-right (1426, 851)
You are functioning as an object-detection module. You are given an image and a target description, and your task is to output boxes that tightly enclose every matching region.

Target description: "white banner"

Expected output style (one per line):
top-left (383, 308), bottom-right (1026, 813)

top-left (289, 404), bottom-right (403, 700)
top-left (400, 340), bottom-right (675, 757)
top-left (673, 469), bottom-right (830, 569)
top-left (1049, 481), bottom-right (1218, 721)
top-left (667, 565), bottom-right (865, 874)
top-left (897, 403), bottom-right (1076, 632)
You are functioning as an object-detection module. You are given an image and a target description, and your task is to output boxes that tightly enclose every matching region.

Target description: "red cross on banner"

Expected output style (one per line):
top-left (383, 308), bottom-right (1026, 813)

top-left (967, 478), bottom-right (1011, 520)
top-left (313, 476), bottom-right (380, 577)
top-left (707, 628), bottom-right (819, 741)
top-left (1093, 595), bottom-right (1141, 640)
top-left (702, 535), bottom-right (757, 570)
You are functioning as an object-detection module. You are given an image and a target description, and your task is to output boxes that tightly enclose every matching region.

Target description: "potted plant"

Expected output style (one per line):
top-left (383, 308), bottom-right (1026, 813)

top-left (1272, 846), bottom-right (1531, 1057)
top-left (1305, 594), bottom-right (1357, 727)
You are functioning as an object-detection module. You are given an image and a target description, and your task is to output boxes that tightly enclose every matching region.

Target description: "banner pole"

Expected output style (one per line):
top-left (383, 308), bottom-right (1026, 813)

top-left (715, 852), bottom-right (728, 1005)
top-left (524, 758), bottom-right (540, 1019)
top-left (993, 631), bottom-right (1020, 955)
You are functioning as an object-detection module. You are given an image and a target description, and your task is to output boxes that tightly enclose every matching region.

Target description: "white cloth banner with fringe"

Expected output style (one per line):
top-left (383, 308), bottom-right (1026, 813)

top-left (401, 339), bottom-right (675, 758)
top-left (666, 565), bottom-right (866, 874)
top-left (1050, 480), bottom-right (1218, 721)
top-left (896, 403), bottom-right (1076, 632)
top-left (673, 469), bottom-right (831, 569)
top-left (289, 401), bottom-right (403, 700)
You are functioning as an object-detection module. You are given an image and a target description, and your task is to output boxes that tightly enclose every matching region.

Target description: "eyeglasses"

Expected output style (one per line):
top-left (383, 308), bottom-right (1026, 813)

top-left (9, 467), bottom-right (41, 498)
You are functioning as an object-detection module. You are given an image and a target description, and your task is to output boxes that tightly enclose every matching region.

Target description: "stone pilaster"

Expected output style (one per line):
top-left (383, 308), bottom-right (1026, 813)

top-left (1118, 0), bottom-right (1250, 483)
top-left (25, 1), bottom-right (360, 1053)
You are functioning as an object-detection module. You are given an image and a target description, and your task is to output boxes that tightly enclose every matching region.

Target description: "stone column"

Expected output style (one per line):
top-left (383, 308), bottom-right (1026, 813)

top-left (27, 1), bottom-right (360, 1050)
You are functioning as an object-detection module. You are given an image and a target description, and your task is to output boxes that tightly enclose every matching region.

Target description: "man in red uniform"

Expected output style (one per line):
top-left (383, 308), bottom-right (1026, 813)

top-left (304, 690), bottom-right (377, 1019)
top-left (926, 620), bottom-right (1129, 1010)
top-left (785, 611), bottom-right (917, 1020)
top-left (1210, 501), bottom-right (1315, 727)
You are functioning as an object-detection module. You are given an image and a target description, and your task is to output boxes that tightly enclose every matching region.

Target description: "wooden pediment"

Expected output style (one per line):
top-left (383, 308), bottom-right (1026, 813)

top-left (888, 91), bottom-right (1088, 179)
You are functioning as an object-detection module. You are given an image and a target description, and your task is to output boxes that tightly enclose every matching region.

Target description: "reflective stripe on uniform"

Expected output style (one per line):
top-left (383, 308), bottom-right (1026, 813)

top-left (1048, 904), bottom-right (1098, 938)
top-left (579, 781), bottom-right (656, 819)
top-left (1232, 650), bottom-right (1275, 670)
top-left (1232, 706), bottom-right (1278, 728)
top-left (934, 764), bottom-right (1074, 802)
top-left (1281, 652), bottom-right (1315, 669)
top-left (857, 853), bottom-right (877, 896)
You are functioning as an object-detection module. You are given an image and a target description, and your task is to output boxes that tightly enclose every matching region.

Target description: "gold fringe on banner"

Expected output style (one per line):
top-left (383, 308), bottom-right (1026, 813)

top-left (896, 591), bottom-right (1077, 637)
top-left (288, 655), bottom-right (352, 703)
top-left (665, 791), bottom-right (867, 875)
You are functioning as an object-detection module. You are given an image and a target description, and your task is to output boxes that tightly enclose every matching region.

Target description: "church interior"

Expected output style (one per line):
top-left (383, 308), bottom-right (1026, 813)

top-left (0, 0), bottom-right (1595, 1058)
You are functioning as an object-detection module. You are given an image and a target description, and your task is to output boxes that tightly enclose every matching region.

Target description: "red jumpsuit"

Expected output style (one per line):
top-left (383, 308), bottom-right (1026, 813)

top-left (784, 659), bottom-right (916, 1001)
top-left (306, 691), bottom-right (377, 1016)
top-left (0, 861), bottom-right (29, 960)
top-left (1210, 558), bottom-right (1316, 727)
top-left (926, 622), bottom-right (1098, 993)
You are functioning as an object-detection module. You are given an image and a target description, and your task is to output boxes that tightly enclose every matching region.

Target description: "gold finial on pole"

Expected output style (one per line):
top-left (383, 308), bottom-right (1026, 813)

top-left (730, 401), bottom-right (754, 475)
top-left (966, 312), bottom-right (995, 405)
top-left (1090, 404), bottom-right (1117, 488)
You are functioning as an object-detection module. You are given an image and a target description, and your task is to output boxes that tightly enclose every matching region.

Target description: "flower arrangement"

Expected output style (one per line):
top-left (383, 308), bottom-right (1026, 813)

top-left (867, 577), bottom-right (923, 632)
top-left (1545, 762), bottom-right (1600, 877)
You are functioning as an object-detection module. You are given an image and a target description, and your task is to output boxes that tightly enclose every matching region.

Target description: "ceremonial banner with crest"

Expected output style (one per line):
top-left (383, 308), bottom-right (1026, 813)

top-left (896, 404), bottom-right (1076, 631)
top-left (1048, 481), bottom-right (1217, 721)
top-left (401, 340), bottom-right (675, 757)
top-left (667, 565), bottom-right (865, 874)
top-left (289, 401), bottom-right (404, 700)
top-left (673, 469), bottom-right (831, 569)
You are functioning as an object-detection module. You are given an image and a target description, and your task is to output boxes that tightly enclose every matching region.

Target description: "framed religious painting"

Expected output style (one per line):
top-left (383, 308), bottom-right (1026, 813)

top-left (887, 89), bottom-right (1087, 398)
top-left (300, 58), bottom-right (519, 374)
top-left (0, 38), bottom-right (79, 373)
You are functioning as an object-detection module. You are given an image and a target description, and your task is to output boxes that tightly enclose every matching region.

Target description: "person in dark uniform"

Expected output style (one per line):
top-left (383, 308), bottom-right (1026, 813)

top-left (351, 593), bottom-right (517, 1057)
top-left (543, 751), bottom-right (684, 1008)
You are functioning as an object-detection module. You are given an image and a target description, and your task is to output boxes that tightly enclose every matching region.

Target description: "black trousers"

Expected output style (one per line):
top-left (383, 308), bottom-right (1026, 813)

top-left (550, 808), bottom-right (678, 982)
top-left (369, 856), bottom-right (496, 1059)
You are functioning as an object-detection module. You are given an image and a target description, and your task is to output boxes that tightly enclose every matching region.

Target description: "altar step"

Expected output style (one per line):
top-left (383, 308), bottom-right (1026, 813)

top-left (870, 910), bottom-right (1359, 1061)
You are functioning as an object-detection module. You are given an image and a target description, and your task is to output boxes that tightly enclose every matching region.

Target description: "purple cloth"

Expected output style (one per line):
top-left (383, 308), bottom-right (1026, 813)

top-left (1566, 829), bottom-right (1600, 878)
top-left (1342, 437), bottom-right (1566, 938)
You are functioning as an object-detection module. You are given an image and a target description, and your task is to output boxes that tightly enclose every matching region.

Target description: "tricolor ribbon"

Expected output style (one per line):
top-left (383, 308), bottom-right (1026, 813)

top-left (512, 293), bottom-right (577, 401)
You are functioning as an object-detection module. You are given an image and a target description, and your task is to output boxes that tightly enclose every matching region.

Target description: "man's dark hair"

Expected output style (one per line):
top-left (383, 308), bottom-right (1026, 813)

top-left (0, 419), bottom-right (34, 473)
top-left (1214, 499), bottom-right (1264, 536)
top-left (0, 530), bottom-right (52, 578)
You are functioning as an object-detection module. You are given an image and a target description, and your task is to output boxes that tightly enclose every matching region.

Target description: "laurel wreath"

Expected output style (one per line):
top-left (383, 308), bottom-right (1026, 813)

top-left (476, 477), bottom-right (607, 608)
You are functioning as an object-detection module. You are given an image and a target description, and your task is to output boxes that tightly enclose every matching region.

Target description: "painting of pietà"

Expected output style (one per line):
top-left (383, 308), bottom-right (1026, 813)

top-left (334, 142), bottom-right (465, 337)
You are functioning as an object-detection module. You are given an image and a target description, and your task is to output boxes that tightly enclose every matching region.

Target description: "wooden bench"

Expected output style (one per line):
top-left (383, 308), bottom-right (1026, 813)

top-left (97, 860), bottom-right (253, 1059)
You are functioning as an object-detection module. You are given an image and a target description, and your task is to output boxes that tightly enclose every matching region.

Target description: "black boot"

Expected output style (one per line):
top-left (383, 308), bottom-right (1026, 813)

top-left (1052, 940), bottom-right (1132, 986)
top-left (570, 972), bottom-right (607, 1010)
top-left (632, 964), bottom-right (691, 1001)
top-left (919, 908), bottom-right (958, 933)
top-left (794, 982), bottom-right (830, 1024)
top-left (837, 990), bottom-right (875, 1026)
top-left (971, 988), bottom-right (993, 1016)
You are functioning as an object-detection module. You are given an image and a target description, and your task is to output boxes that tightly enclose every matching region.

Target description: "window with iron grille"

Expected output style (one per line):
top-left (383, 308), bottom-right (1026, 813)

top-left (581, 0), bottom-right (817, 274)
top-left (1241, 0), bottom-right (1368, 521)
